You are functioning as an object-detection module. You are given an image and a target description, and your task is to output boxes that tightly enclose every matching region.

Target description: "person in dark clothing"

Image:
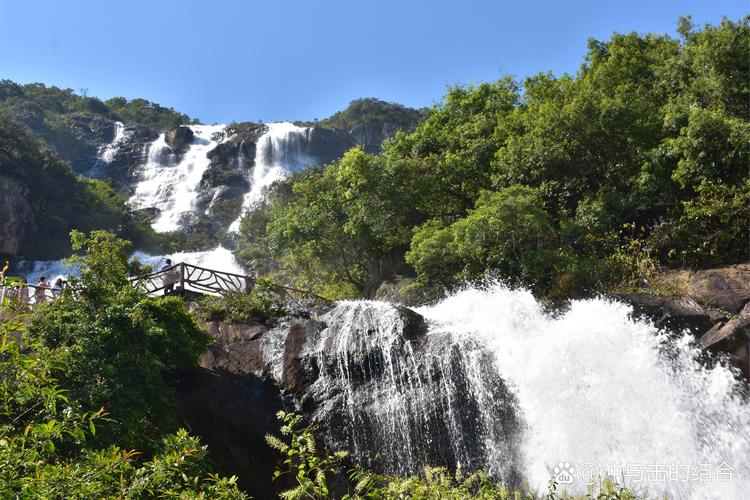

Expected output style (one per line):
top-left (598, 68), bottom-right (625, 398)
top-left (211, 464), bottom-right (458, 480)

top-left (161, 258), bottom-right (176, 294)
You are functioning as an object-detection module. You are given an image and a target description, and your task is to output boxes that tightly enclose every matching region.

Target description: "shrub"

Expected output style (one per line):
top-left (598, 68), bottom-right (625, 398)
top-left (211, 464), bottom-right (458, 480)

top-left (29, 231), bottom-right (211, 450)
top-left (0, 265), bottom-right (245, 499)
top-left (197, 278), bottom-right (288, 323)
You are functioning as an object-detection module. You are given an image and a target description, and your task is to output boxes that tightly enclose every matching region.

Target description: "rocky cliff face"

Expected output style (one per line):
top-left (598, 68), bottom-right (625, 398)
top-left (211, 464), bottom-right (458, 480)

top-left (177, 302), bottom-right (522, 496)
top-left (0, 176), bottom-right (35, 256)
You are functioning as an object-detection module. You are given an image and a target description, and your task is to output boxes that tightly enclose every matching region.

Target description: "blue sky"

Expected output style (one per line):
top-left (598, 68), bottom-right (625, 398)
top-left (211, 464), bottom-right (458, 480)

top-left (1, 0), bottom-right (746, 124)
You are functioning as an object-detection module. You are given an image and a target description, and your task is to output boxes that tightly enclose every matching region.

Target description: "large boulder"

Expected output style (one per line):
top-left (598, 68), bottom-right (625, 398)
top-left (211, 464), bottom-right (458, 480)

top-left (699, 318), bottom-right (750, 378)
top-left (686, 266), bottom-right (750, 314)
top-left (306, 127), bottom-right (353, 164)
top-left (165, 126), bottom-right (194, 152)
top-left (177, 303), bottom-right (523, 496)
top-left (621, 263), bottom-right (750, 378)
top-left (656, 264), bottom-right (750, 314)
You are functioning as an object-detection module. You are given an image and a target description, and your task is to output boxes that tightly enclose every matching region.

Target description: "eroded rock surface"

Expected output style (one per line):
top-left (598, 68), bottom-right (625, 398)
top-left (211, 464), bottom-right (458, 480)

top-left (178, 303), bottom-right (523, 495)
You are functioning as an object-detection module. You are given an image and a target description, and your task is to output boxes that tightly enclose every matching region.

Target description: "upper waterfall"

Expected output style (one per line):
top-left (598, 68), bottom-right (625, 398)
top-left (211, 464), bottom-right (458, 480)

top-left (129, 124), bottom-right (226, 232)
top-left (229, 122), bottom-right (312, 232)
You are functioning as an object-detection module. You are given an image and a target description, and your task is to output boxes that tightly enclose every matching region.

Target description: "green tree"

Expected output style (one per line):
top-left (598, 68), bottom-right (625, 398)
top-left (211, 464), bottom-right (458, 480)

top-left (0, 266), bottom-right (245, 499)
top-left (30, 231), bottom-right (211, 450)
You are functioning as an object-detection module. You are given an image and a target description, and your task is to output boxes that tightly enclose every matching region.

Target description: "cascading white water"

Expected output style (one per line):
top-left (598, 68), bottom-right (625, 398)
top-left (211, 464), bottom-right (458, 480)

top-left (86, 121), bottom-right (131, 178)
top-left (413, 284), bottom-right (750, 498)
top-left (129, 124), bottom-right (226, 232)
top-left (100, 121), bottom-right (130, 163)
top-left (10, 259), bottom-right (77, 285)
top-left (305, 300), bottom-right (522, 481)
top-left (228, 122), bottom-right (312, 232)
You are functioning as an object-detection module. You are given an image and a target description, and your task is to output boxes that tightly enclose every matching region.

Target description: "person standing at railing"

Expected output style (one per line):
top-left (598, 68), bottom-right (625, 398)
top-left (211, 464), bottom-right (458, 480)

top-left (161, 259), bottom-right (177, 295)
top-left (34, 276), bottom-right (50, 304)
top-left (52, 277), bottom-right (66, 298)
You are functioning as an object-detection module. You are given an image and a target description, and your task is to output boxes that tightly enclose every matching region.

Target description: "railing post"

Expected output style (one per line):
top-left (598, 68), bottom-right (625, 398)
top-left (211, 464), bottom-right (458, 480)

top-left (179, 263), bottom-right (185, 293)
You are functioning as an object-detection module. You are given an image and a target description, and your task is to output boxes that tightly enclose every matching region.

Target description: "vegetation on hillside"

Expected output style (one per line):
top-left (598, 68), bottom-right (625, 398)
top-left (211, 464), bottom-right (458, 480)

top-left (237, 16), bottom-right (750, 300)
top-left (0, 80), bottom-right (193, 175)
top-left (312, 97), bottom-right (427, 131)
top-left (0, 79), bottom-right (192, 131)
top-left (0, 117), bottom-right (162, 259)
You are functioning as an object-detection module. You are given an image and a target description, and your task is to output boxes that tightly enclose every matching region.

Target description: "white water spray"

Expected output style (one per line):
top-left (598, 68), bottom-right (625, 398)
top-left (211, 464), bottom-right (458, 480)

top-left (416, 284), bottom-right (750, 498)
top-left (129, 124), bottom-right (226, 232)
top-left (229, 122), bottom-right (312, 232)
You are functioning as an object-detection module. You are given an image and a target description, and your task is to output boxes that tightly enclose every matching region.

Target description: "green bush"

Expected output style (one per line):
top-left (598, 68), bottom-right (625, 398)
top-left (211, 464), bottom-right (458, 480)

top-left (197, 278), bottom-right (287, 323)
top-left (0, 265), bottom-right (245, 499)
top-left (29, 231), bottom-right (212, 451)
top-left (236, 17), bottom-right (749, 300)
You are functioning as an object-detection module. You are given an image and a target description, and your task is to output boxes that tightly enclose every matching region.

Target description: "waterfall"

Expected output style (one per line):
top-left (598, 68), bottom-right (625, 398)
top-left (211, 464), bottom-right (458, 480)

top-left (100, 121), bottom-right (129, 163)
top-left (9, 259), bottom-right (77, 285)
top-left (86, 121), bottom-right (131, 178)
top-left (307, 301), bottom-right (523, 480)
top-left (291, 284), bottom-right (749, 498)
top-left (412, 284), bottom-right (750, 498)
top-left (129, 124), bottom-right (226, 232)
top-left (228, 122), bottom-right (312, 232)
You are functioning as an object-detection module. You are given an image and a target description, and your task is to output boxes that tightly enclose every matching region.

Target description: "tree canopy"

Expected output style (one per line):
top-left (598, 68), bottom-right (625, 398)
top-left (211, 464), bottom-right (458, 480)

top-left (237, 17), bottom-right (750, 299)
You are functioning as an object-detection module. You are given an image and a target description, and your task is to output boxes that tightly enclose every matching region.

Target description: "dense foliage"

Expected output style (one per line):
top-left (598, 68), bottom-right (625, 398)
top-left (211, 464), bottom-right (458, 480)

top-left (0, 79), bottom-right (191, 133)
top-left (0, 79), bottom-right (192, 180)
top-left (0, 117), bottom-right (159, 259)
top-left (0, 255), bottom-right (245, 498)
top-left (196, 278), bottom-right (288, 323)
top-left (237, 17), bottom-right (749, 299)
top-left (29, 231), bottom-right (212, 451)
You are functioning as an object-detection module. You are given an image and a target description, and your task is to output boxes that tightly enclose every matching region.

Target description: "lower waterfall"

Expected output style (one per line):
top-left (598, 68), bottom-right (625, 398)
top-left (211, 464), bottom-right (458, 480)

top-left (292, 284), bottom-right (749, 499)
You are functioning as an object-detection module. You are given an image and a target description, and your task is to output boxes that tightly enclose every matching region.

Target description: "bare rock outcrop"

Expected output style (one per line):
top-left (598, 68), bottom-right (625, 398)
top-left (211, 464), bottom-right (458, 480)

top-left (0, 176), bottom-right (35, 256)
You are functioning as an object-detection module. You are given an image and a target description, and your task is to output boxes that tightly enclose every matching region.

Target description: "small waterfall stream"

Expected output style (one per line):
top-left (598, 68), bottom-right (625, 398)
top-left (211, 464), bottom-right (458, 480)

top-left (86, 121), bottom-right (131, 178)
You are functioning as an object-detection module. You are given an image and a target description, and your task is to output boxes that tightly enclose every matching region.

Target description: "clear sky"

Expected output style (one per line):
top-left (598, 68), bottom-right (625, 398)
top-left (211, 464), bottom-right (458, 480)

top-left (1, 0), bottom-right (746, 124)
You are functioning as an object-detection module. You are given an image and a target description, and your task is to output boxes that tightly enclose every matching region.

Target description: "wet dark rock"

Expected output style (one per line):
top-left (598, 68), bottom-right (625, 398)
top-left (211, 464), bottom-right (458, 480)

top-left (104, 126), bottom-right (159, 195)
top-left (699, 318), bottom-right (750, 378)
top-left (348, 121), bottom-right (401, 154)
top-left (398, 305), bottom-right (428, 340)
top-left (178, 305), bottom-right (523, 495)
top-left (306, 127), bottom-right (354, 164)
top-left (661, 297), bottom-right (716, 333)
top-left (282, 321), bottom-right (322, 395)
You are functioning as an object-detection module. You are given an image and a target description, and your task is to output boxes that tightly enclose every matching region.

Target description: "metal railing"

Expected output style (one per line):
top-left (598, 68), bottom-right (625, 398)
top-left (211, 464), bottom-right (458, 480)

top-left (0, 283), bottom-right (62, 307)
top-left (1, 263), bottom-right (329, 308)
top-left (129, 262), bottom-right (330, 303)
